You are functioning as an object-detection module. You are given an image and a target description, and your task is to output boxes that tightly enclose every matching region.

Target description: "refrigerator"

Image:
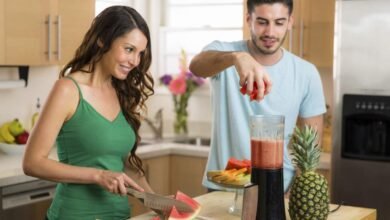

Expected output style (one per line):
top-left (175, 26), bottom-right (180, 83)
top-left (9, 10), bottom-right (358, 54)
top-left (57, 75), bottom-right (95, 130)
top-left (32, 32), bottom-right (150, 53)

top-left (331, 0), bottom-right (390, 219)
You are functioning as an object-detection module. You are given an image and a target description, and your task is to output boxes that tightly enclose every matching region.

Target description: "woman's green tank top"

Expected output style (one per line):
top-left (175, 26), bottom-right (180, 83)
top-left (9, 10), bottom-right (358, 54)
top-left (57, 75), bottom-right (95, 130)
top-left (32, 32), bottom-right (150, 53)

top-left (47, 77), bottom-right (135, 220)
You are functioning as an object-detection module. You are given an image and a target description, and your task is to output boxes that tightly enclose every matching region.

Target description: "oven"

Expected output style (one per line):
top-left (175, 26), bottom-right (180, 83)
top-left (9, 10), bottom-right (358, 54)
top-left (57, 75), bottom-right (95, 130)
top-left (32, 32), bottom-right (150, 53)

top-left (332, 94), bottom-right (390, 220)
top-left (0, 179), bottom-right (56, 220)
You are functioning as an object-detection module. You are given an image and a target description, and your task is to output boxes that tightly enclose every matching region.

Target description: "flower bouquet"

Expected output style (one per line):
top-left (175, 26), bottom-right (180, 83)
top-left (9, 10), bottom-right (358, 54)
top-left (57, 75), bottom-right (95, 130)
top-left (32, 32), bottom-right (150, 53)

top-left (160, 49), bottom-right (204, 135)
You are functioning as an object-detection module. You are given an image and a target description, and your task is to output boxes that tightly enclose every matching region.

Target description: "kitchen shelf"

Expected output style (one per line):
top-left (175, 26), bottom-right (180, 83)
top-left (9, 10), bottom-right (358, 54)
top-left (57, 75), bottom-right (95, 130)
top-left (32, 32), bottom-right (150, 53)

top-left (0, 66), bottom-right (29, 89)
top-left (0, 80), bottom-right (26, 89)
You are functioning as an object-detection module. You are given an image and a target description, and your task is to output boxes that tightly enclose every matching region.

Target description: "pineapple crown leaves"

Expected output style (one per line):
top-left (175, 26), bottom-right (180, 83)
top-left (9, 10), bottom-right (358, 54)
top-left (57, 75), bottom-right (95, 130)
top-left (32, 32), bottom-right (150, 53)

top-left (290, 125), bottom-right (321, 173)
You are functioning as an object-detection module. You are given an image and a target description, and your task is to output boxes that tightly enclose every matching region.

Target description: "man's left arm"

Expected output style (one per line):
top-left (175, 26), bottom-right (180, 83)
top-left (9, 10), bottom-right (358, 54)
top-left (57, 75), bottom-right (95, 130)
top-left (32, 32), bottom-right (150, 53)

top-left (297, 114), bottom-right (324, 145)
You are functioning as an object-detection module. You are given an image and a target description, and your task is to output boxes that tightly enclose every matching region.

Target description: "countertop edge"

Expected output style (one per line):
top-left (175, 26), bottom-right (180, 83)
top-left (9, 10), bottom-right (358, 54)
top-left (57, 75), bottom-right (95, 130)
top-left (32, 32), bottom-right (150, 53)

top-left (0, 143), bottom-right (331, 187)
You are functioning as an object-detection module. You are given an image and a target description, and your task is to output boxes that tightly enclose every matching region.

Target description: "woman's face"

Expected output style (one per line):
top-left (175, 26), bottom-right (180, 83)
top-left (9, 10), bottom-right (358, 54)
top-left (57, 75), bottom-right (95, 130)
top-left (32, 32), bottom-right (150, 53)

top-left (101, 28), bottom-right (148, 80)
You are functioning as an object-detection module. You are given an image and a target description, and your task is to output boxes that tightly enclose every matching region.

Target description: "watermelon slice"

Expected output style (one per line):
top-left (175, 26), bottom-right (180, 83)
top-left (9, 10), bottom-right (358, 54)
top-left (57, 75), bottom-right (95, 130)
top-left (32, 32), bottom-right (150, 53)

top-left (225, 157), bottom-right (251, 171)
top-left (243, 159), bottom-right (251, 166)
top-left (151, 191), bottom-right (201, 219)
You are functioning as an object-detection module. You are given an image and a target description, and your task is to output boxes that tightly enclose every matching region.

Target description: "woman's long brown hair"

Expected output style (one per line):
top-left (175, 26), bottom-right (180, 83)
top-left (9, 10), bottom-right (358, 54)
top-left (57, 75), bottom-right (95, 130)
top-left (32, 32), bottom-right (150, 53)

top-left (59, 6), bottom-right (154, 175)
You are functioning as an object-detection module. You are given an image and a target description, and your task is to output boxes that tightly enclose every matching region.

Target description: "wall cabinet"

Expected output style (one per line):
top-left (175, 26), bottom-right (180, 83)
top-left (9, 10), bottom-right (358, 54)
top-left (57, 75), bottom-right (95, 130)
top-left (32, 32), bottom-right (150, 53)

top-left (0, 0), bottom-right (94, 66)
top-left (284, 0), bottom-right (335, 70)
top-left (243, 0), bottom-right (335, 70)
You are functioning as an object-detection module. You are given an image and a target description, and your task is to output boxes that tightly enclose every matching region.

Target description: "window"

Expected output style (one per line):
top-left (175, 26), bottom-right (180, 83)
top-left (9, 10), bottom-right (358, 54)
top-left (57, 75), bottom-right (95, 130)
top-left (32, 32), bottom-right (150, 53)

top-left (158, 0), bottom-right (243, 77)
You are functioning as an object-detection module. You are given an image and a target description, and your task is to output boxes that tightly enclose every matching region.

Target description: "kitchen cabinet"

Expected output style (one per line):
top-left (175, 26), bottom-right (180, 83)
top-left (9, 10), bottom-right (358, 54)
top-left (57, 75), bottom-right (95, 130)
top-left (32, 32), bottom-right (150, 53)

top-left (128, 156), bottom-right (171, 217)
top-left (0, 199), bottom-right (51, 220)
top-left (0, 0), bottom-right (94, 66)
top-left (243, 0), bottom-right (335, 70)
top-left (145, 156), bottom-right (171, 196)
top-left (128, 154), bottom-right (208, 217)
top-left (170, 155), bottom-right (208, 198)
top-left (286, 0), bottom-right (335, 70)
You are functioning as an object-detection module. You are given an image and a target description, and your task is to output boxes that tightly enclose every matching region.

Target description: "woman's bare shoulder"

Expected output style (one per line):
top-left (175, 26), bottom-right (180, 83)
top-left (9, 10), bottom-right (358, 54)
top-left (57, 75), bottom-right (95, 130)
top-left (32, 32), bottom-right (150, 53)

top-left (47, 78), bottom-right (81, 110)
top-left (52, 78), bottom-right (79, 96)
top-left (44, 78), bottom-right (81, 120)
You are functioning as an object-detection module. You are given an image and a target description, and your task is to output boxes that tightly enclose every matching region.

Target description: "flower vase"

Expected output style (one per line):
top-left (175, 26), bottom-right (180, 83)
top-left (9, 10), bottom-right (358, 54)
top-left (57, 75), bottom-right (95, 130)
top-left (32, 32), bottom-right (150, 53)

top-left (174, 108), bottom-right (188, 136)
top-left (173, 94), bottom-right (189, 137)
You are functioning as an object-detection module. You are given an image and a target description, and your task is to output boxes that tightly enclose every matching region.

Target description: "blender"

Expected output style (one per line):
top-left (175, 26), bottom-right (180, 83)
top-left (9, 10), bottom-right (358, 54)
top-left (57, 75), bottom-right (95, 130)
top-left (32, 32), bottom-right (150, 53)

top-left (250, 115), bottom-right (286, 220)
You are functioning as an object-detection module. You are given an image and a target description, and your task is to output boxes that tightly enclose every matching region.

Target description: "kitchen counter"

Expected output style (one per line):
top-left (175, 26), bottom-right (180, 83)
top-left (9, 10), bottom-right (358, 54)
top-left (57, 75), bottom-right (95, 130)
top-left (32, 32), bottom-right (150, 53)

top-left (0, 142), bottom-right (330, 187)
top-left (132, 191), bottom-right (377, 220)
top-left (0, 143), bottom-right (209, 187)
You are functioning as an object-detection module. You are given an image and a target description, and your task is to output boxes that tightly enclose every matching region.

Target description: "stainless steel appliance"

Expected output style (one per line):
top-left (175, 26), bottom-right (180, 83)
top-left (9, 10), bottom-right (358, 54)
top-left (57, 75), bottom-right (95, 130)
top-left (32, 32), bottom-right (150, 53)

top-left (332, 1), bottom-right (390, 219)
top-left (342, 94), bottom-right (390, 161)
top-left (0, 179), bottom-right (56, 220)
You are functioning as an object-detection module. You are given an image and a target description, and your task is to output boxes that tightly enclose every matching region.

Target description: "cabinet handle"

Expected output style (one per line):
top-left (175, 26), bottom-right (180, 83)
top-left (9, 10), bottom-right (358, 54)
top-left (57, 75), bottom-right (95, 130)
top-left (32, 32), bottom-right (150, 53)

top-left (45, 15), bottom-right (51, 61)
top-left (54, 16), bottom-right (61, 60)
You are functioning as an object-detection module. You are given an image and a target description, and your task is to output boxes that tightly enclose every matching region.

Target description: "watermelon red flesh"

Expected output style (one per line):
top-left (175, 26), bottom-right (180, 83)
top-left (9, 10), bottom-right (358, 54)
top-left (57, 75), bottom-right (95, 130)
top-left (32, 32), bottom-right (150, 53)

top-left (225, 158), bottom-right (252, 174)
top-left (225, 157), bottom-right (250, 170)
top-left (167, 191), bottom-right (201, 219)
top-left (243, 159), bottom-right (251, 166)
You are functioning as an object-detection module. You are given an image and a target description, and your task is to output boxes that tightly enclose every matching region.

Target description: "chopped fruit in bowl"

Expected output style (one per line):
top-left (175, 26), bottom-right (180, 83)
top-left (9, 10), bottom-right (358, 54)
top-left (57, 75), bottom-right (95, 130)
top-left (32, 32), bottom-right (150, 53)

top-left (207, 157), bottom-right (252, 188)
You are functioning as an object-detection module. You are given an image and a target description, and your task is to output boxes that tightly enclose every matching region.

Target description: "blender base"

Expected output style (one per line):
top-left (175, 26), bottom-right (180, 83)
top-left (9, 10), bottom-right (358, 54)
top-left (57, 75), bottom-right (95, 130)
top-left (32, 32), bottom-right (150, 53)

top-left (251, 168), bottom-right (286, 220)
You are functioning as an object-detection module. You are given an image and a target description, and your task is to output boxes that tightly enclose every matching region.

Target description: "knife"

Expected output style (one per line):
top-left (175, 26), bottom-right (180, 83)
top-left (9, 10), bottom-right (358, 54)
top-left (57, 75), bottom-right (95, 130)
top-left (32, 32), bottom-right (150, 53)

top-left (127, 187), bottom-right (193, 213)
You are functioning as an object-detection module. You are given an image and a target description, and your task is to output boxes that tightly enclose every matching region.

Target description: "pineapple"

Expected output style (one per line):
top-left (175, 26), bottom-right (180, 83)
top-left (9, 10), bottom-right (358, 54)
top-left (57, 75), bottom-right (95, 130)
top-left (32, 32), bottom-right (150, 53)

top-left (288, 125), bottom-right (330, 220)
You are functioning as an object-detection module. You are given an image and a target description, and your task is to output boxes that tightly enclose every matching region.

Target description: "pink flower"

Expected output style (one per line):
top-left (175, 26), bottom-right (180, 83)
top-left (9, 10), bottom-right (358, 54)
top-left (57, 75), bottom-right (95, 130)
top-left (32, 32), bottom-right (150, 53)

top-left (169, 75), bottom-right (187, 95)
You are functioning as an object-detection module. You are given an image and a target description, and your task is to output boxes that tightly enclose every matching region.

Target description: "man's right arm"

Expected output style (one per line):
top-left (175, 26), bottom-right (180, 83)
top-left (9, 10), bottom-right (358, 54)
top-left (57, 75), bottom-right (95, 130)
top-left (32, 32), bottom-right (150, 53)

top-left (189, 50), bottom-right (242, 78)
top-left (189, 50), bottom-right (272, 101)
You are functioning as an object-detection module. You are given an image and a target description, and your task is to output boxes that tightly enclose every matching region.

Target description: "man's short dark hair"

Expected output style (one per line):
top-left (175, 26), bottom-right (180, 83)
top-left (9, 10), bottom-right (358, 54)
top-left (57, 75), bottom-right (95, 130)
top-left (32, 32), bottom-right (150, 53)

top-left (247, 0), bottom-right (293, 15)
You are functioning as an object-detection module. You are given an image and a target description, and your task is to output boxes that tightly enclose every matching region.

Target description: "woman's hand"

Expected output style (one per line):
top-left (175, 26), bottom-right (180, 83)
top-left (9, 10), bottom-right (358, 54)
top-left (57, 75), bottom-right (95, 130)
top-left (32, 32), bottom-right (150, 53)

top-left (234, 52), bottom-right (272, 101)
top-left (95, 170), bottom-right (144, 195)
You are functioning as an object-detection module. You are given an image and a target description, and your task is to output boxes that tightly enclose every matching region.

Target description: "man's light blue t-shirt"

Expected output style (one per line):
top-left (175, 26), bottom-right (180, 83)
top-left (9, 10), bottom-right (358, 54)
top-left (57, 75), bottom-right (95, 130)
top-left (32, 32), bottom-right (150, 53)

top-left (202, 40), bottom-right (326, 191)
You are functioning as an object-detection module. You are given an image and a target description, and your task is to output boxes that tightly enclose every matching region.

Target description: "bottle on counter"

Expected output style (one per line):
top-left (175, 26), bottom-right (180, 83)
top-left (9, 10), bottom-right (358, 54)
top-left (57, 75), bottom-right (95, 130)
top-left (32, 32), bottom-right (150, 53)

top-left (31, 97), bottom-right (41, 130)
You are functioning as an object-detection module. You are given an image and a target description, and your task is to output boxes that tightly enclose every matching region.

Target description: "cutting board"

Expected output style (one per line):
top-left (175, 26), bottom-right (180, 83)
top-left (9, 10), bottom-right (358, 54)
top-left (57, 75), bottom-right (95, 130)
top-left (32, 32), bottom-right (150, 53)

top-left (131, 191), bottom-right (377, 220)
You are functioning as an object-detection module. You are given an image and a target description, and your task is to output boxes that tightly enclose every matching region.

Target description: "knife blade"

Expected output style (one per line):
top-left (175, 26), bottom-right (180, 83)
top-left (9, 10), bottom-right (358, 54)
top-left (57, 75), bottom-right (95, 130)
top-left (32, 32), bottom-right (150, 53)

top-left (127, 187), bottom-right (193, 213)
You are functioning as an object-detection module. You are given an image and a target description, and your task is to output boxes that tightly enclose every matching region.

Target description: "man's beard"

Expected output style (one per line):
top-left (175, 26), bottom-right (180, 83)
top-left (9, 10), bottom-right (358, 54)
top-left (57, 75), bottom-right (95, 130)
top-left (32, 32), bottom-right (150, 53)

top-left (250, 31), bottom-right (288, 55)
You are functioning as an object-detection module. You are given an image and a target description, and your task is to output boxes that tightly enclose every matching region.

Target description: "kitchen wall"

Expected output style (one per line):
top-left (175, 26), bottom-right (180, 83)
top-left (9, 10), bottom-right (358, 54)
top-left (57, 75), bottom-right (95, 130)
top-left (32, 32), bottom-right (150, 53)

top-left (0, 0), bottom-right (334, 139)
top-left (0, 67), bottom-right (58, 130)
top-left (0, 66), bottom-right (212, 138)
top-left (141, 87), bottom-right (212, 138)
top-left (0, 66), bottom-right (331, 138)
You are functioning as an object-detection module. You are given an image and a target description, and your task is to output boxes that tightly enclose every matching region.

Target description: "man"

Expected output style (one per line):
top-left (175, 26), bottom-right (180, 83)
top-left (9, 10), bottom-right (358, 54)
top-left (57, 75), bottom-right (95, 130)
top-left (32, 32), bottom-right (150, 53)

top-left (189, 0), bottom-right (326, 192)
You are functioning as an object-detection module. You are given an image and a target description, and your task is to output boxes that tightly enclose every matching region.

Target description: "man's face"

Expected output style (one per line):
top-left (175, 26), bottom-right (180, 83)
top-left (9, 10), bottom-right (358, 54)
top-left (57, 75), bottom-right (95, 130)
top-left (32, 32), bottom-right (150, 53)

top-left (247, 3), bottom-right (293, 55)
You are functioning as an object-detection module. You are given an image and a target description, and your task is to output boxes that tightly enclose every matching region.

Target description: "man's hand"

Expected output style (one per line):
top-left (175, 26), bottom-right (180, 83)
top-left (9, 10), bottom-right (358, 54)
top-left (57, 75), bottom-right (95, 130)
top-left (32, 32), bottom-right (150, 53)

top-left (234, 52), bottom-right (272, 101)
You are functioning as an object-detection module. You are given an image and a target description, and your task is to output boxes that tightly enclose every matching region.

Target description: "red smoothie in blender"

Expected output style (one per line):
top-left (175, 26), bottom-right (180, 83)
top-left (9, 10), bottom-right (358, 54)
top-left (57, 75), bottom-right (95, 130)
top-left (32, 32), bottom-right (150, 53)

top-left (251, 138), bottom-right (283, 169)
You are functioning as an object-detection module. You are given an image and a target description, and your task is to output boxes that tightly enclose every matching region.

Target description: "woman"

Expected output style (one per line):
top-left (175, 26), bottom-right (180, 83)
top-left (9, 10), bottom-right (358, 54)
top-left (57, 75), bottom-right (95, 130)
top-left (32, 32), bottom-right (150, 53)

top-left (23, 6), bottom-right (154, 220)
